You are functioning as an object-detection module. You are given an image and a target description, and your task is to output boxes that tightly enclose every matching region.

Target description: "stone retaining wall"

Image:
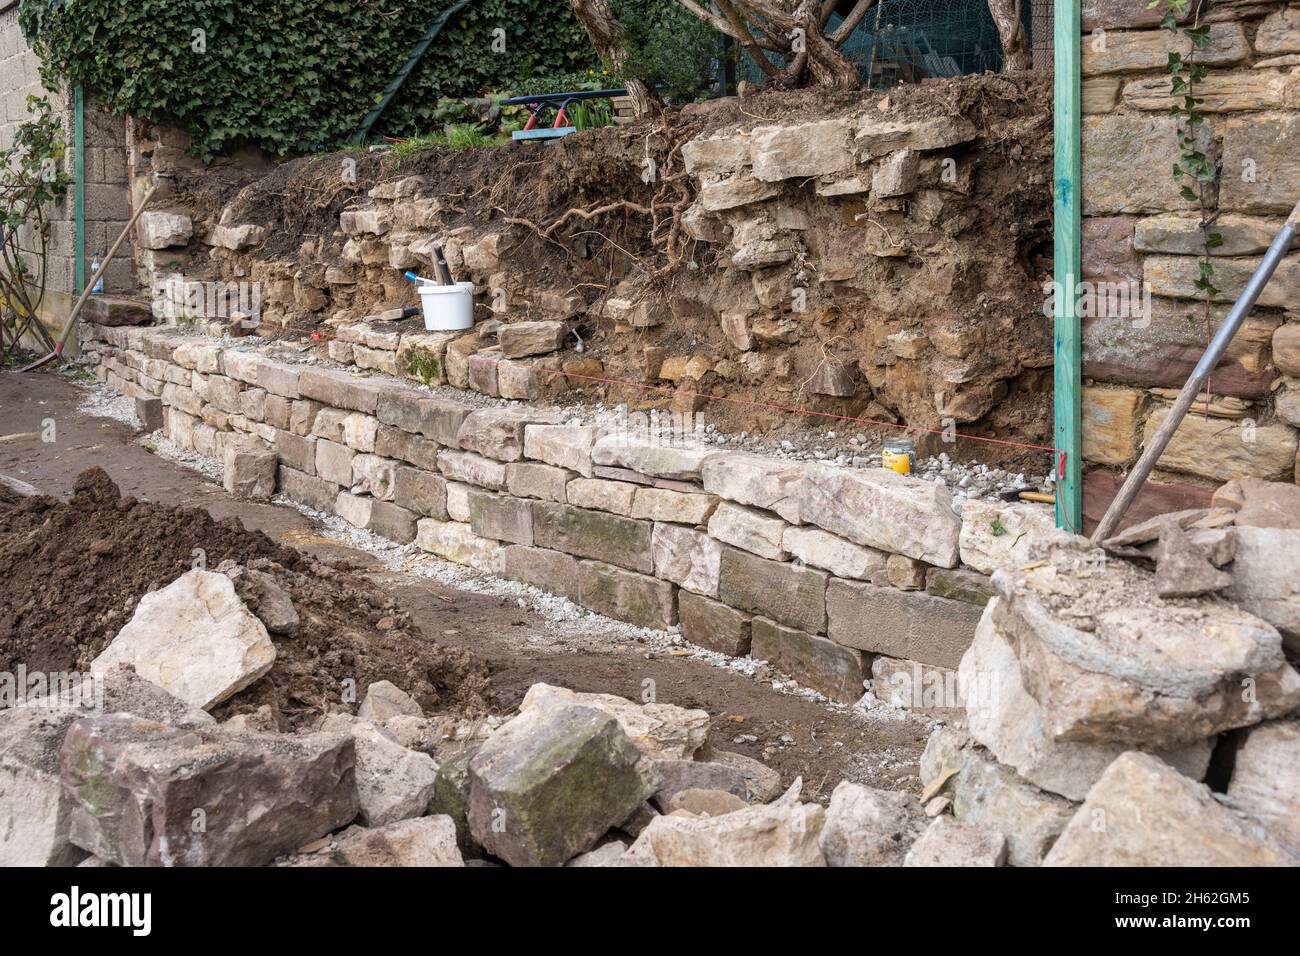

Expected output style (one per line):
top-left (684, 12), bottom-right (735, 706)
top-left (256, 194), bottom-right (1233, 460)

top-left (81, 323), bottom-right (1051, 707)
top-left (1080, 0), bottom-right (1300, 528)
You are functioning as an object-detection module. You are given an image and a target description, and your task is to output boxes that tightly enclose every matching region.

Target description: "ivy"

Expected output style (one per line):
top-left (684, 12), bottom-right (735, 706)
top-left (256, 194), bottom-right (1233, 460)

top-left (18, 0), bottom-right (599, 160)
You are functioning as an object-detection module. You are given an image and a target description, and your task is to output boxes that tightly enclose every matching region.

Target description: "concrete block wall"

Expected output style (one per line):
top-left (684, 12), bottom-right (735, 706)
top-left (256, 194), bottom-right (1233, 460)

top-left (80, 323), bottom-right (1053, 709)
top-left (1079, 0), bottom-right (1300, 529)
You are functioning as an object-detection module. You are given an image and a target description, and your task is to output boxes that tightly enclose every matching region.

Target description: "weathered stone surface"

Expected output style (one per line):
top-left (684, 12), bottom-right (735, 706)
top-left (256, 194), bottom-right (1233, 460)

top-left (315, 438), bottom-right (356, 487)
top-left (278, 466), bottom-right (338, 513)
top-left (855, 115), bottom-right (976, 157)
top-left (467, 491), bottom-right (533, 545)
top-left (819, 782), bottom-right (925, 867)
top-left (533, 502), bottom-right (653, 573)
top-left (751, 617), bottom-right (867, 703)
top-left (498, 321), bottom-right (567, 358)
top-left (335, 491), bottom-right (373, 529)
top-left (871, 656), bottom-right (961, 716)
top-left (467, 703), bottom-right (659, 867)
top-left (710, 750), bottom-right (782, 804)
top-left (414, 519), bottom-right (505, 574)
top-left (393, 466), bottom-right (448, 519)
top-left (719, 548), bottom-right (827, 634)
top-left (1082, 385), bottom-right (1145, 465)
top-left (959, 498), bottom-right (1061, 575)
top-left (578, 561), bottom-right (678, 629)
top-left (962, 603), bottom-right (1213, 801)
top-left (221, 564), bottom-right (299, 636)
top-left (445, 481), bottom-right (472, 522)
top-left (1082, 22), bottom-right (1246, 76)
top-left (1225, 526), bottom-right (1300, 653)
top-left (0, 706), bottom-right (92, 867)
top-left (500, 545), bottom-right (581, 601)
top-left (457, 407), bottom-right (562, 462)
top-left (651, 522), bottom-right (722, 597)
top-left (358, 680), bottom-right (422, 723)
top-left (590, 434), bottom-right (718, 480)
top-left (904, 816), bottom-right (1007, 867)
top-left (436, 449), bottom-right (508, 490)
top-left (678, 591), bottom-right (752, 656)
top-left (350, 453), bottom-right (398, 500)
top-left (650, 759), bottom-right (750, 811)
top-left (1145, 253), bottom-right (1300, 310)
top-left (925, 566), bottom-right (994, 605)
top-left (92, 570), bottom-right (276, 711)
top-left (1123, 69), bottom-right (1297, 113)
top-left (885, 553), bottom-right (926, 590)
top-left (707, 502), bottom-right (789, 560)
top-left (505, 461), bottom-right (570, 502)
top-left (783, 526), bottom-right (888, 581)
top-left (317, 817), bottom-right (464, 867)
top-left (1082, 114), bottom-right (1198, 215)
top-left (1226, 719), bottom-right (1300, 849)
top-left (920, 726), bottom-right (1075, 867)
top-left (297, 367), bottom-right (384, 413)
top-left (566, 477), bottom-right (636, 514)
top-left (274, 429), bottom-right (317, 476)
top-left (1135, 213), bottom-right (1290, 257)
top-left (1275, 323), bottom-right (1300, 377)
top-left (61, 714), bottom-right (357, 867)
top-left (631, 487), bottom-right (718, 525)
top-left (138, 210), bottom-right (193, 249)
top-left (993, 559), bottom-right (1300, 747)
top-left (1256, 6), bottom-right (1300, 54)
top-left (1154, 522), bottom-right (1232, 598)
top-left (318, 714), bottom-right (436, 827)
top-left (666, 789), bottom-right (747, 818)
top-left (622, 787), bottom-right (825, 866)
top-left (827, 579), bottom-right (981, 669)
top-left (368, 499), bottom-right (419, 543)
top-left (223, 436), bottom-right (277, 499)
top-left (1141, 405), bottom-right (1297, 482)
top-left (682, 130), bottom-right (751, 177)
top-left (519, 683), bottom-right (708, 761)
top-left (523, 423), bottom-right (594, 477)
top-left (751, 117), bottom-right (855, 181)
top-left (799, 465), bottom-right (961, 567)
top-left (1044, 752), bottom-right (1296, 867)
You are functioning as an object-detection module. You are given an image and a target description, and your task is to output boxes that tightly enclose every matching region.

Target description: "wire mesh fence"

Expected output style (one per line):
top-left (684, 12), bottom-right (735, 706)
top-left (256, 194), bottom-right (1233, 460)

top-left (737, 0), bottom-right (1053, 89)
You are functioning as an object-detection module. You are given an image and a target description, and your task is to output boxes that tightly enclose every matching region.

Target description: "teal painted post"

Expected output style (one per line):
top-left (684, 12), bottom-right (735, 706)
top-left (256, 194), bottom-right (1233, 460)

top-left (1053, 0), bottom-right (1082, 532)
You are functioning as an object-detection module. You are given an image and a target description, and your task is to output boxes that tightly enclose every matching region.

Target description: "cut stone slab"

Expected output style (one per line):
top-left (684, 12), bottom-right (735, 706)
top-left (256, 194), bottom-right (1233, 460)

top-left (319, 714), bottom-right (438, 827)
top-left (1043, 752), bottom-right (1297, 867)
top-left (523, 423), bottom-right (594, 477)
top-left (920, 726), bottom-right (1076, 867)
top-left (501, 545), bottom-right (581, 602)
top-left (532, 502), bottom-right (653, 574)
top-left (958, 498), bottom-right (1062, 574)
top-left (566, 477), bottom-right (636, 514)
top-left (783, 526), bottom-right (888, 581)
top-left (631, 487), bottom-right (718, 525)
top-left (223, 436), bottom-right (277, 500)
top-left (870, 656), bottom-right (962, 717)
top-left (498, 321), bottom-right (568, 358)
top-left (590, 434), bottom-right (719, 481)
top-left (578, 561), bottom-right (678, 629)
top-left (437, 449), bottom-right (508, 490)
top-left (519, 683), bottom-right (709, 760)
top-left (1226, 719), bottom-right (1300, 850)
top-left (61, 714), bottom-right (357, 867)
top-left (468, 490), bottom-right (534, 546)
top-left (708, 501), bottom-right (789, 560)
top-left (751, 616), bottom-right (867, 703)
top-left (678, 591), bottom-right (752, 656)
top-left (358, 680), bottom-right (423, 723)
top-left (467, 703), bottom-right (659, 867)
top-left (961, 601), bottom-right (1213, 802)
top-left (819, 781), bottom-right (926, 867)
top-left (904, 816), bottom-right (1007, 867)
top-left (415, 519), bottom-right (505, 574)
top-left (826, 578), bottom-right (981, 669)
top-left (651, 522), bottom-right (722, 597)
top-left (719, 547), bottom-right (827, 634)
top-left (992, 556), bottom-right (1300, 748)
top-left (622, 792), bottom-right (825, 866)
top-left (1224, 526), bottom-right (1300, 654)
top-left (91, 569), bottom-right (276, 712)
top-left (700, 453), bottom-right (805, 523)
top-left (457, 407), bottom-right (562, 462)
top-left (798, 465), bottom-right (961, 567)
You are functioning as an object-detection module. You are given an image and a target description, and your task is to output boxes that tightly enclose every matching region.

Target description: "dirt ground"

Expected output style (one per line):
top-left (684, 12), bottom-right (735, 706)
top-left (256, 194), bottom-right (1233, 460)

top-left (0, 369), bottom-right (933, 798)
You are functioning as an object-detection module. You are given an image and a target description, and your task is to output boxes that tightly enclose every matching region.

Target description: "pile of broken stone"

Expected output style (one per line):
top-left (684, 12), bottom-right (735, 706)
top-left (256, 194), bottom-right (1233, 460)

top-left (4, 476), bottom-right (1298, 867)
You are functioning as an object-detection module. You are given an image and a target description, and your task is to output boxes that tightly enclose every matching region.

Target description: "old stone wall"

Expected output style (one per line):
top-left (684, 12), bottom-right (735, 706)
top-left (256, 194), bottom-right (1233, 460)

top-left (1080, 0), bottom-right (1300, 528)
top-left (80, 321), bottom-right (1063, 709)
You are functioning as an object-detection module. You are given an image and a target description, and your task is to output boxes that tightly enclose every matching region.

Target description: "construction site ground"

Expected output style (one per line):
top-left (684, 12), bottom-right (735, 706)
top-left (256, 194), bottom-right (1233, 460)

top-left (0, 369), bottom-right (932, 801)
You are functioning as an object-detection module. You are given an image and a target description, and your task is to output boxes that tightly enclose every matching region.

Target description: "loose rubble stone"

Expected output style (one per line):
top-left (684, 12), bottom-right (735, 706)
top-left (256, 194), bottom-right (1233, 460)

top-left (320, 714), bottom-right (438, 827)
top-left (993, 557), bottom-right (1300, 747)
top-left (799, 465), bottom-right (961, 567)
top-left (1043, 752), bottom-right (1296, 867)
top-left (1153, 522), bottom-right (1232, 598)
top-left (566, 840), bottom-right (629, 867)
top-left (678, 591), bottom-right (752, 656)
top-left (222, 564), bottom-right (299, 636)
top-left (819, 782), bottom-right (926, 867)
top-left (137, 210), bottom-right (193, 249)
top-left (1226, 719), bottom-right (1300, 850)
top-left (710, 750), bottom-right (782, 803)
top-left (92, 569), bottom-right (276, 711)
top-left (519, 683), bottom-right (709, 760)
top-left (870, 657), bottom-right (962, 716)
top-left (318, 817), bottom-right (463, 867)
top-left (920, 726), bottom-right (1076, 867)
top-left (651, 759), bottom-right (751, 810)
top-left (622, 785), bottom-right (825, 866)
top-left (961, 603), bottom-right (1213, 801)
top-left (1224, 527), bottom-right (1300, 654)
top-left (708, 502), bottom-right (789, 560)
top-left (667, 789), bottom-right (748, 817)
top-left (467, 703), bottom-right (659, 867)
top-left (61, 714), bottom-right (357, 867)
top-left (358, 680), bottom-right (423, 723)
top-left (904, 816), bottom-right (1007, 867)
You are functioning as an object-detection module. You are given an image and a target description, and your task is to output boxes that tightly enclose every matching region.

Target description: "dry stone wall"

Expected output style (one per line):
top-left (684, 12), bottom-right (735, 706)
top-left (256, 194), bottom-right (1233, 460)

top-left (80, 322), bottom-right (1062, 707)
top-left (1080, 0), bottom-right (1300, 528)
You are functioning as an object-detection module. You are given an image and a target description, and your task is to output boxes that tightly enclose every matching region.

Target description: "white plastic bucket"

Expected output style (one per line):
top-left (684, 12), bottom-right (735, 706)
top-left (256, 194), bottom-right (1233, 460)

top-left (417, 281), bottom-right (475, 331)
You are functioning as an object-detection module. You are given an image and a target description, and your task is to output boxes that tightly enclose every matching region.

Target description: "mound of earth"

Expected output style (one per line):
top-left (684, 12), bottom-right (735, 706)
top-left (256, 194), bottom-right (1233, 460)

top-left (0, 468), bottom-right (490, 728)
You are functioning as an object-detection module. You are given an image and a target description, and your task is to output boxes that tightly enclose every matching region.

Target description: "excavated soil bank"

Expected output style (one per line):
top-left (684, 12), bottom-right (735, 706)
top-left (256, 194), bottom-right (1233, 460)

top-left (0, 468), bottom-right (490, 728)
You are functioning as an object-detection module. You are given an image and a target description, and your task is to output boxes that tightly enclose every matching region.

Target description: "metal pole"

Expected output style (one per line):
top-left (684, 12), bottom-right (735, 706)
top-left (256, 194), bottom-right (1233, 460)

top-left (1091, 197), bottom-right (1300, 543)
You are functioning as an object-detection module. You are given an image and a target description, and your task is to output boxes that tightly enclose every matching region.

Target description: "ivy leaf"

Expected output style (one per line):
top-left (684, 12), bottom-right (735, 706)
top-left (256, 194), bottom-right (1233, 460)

top-left (1180, 185), bottom-right (1198, 202)
top-left (1205, 232), bottom-right (1224, 249)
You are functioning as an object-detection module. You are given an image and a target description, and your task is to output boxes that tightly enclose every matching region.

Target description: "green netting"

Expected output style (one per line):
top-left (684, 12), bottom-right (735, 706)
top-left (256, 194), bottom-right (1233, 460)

top-left (738, 0), bottom-right (1048, 89)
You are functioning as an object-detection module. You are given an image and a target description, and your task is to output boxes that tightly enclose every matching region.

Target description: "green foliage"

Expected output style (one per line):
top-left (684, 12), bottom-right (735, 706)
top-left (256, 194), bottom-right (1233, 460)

top-left (611, 0), bottom-right (719, 99)
top-left (19, 0), bottom-right (598, 160)
top-left (405, 348), bottom-right (442, 386)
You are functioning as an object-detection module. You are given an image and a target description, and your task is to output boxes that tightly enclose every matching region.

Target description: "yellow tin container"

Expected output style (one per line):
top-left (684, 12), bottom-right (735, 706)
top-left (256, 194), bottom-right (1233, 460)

top-left (881, 438), bottom-right (915, 475)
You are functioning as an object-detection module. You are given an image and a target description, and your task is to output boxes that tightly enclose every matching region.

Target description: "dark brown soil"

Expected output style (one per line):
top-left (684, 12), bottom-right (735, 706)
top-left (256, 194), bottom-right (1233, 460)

top-left (0, 467), bottom-right (489, 729)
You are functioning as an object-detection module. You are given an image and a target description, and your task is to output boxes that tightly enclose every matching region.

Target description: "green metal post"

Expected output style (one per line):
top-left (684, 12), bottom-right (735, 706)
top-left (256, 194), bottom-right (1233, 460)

top-left (74, 85), bottom-right (85, 295)
top-left (1053, 0), bottom-right (1082, 532)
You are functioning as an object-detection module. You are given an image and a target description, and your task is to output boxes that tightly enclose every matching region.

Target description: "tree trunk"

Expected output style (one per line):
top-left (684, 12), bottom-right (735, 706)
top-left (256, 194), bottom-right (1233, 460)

top-left (987, 0), bottom-right (1032, 71)
top-left (569, 0), bottom-right (662, 117)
